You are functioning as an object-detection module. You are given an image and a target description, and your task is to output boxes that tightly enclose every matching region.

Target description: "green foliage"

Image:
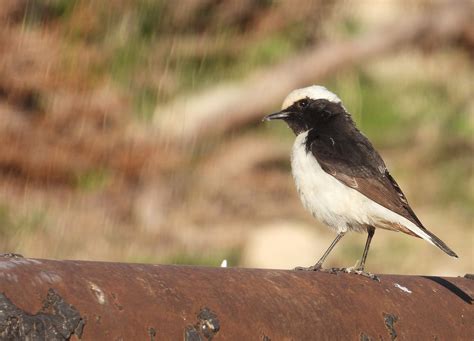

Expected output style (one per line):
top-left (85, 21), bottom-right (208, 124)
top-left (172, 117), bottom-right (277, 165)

top-left (173, 29), bottom-right (308, 93)
top-left (437, 160), bottom-right (474, 215)
top-left (133, 86), bottom-right (158, 121)
top-left (22, 0), bottom-right (78, 26)
top-left (342, 17), bottom-right (363, 36)
top-left (328, 71), bottom-right (416, 146)
top-left (0, 204), bottom-right (48, 250)
top-left (0, 205), bottom-right (13, 239)
top-left (56, 2), bottom-right (313, 116)
top-left (74, 169), bottom-right (110, 191)
top-left (135, 1), bottom-right (168, 39)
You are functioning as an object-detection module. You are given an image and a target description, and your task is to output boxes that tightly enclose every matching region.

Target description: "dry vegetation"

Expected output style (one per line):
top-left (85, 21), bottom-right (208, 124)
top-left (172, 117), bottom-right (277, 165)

top-left (0, 0), bottom-right (472, 275)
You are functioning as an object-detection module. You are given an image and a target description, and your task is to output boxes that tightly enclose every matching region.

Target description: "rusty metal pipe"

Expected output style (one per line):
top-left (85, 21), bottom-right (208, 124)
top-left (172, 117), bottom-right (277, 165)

top-left (0, 256), bottom-right (472, 340)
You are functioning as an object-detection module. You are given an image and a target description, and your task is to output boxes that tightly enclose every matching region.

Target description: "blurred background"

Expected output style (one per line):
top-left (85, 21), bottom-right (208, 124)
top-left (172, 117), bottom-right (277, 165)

top-left (0, 0), bottom-right (472, 275)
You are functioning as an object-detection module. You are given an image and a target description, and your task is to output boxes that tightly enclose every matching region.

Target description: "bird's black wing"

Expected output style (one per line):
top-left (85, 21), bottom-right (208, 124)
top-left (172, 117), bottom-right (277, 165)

top-left (306, 128), bottom-right (423, 233)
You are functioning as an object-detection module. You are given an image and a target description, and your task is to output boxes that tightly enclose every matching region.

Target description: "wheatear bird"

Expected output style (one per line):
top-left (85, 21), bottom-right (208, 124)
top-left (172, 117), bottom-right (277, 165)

top-left (263, 85), bottom-right (457, 276)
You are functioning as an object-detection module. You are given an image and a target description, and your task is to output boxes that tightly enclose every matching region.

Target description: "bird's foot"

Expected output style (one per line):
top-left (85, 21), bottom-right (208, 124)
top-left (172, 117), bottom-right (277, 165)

top-left (334, 266), bottom-right (379, 281)
top-left (354, 269), bottom-right (379, 281)
top-left (293, 265), bottom-right (343, 275)
top-left (294, 264), bottom-right (332, 272)
top-left (293, 265), bottom-right (378, 280)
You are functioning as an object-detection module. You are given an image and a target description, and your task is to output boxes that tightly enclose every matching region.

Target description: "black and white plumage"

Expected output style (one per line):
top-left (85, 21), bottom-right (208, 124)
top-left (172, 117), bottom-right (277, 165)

top-left (264, 85), bottom-right (457, 273)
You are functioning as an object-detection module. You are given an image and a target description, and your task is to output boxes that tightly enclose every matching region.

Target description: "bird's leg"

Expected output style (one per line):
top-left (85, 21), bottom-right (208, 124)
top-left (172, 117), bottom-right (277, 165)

top-left (294, 232), bottom-right (346, 271)
top-left (357, 226), bottom-right (375, 271)
top-left (343, 226), bottom-right (379, 281)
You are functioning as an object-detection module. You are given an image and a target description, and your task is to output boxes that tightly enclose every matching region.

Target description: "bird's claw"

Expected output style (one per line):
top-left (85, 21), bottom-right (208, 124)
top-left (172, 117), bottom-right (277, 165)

top-left (331, 266), bottom-right (380, 281)
top-left (294, 265), bottom-right (379, 281)
top-left (355, 270), bottom-right (380, 281)
top-left (293, 265), bottom-right (342, 275)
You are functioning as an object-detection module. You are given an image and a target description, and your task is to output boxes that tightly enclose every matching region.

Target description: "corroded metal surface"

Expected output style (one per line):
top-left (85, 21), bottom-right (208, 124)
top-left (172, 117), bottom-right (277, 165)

top-left (0, 256), bottom-right (472, 340)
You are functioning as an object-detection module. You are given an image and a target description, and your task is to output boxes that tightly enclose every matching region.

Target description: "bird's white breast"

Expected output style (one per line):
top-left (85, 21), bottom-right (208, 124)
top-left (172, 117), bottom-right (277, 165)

top-left (290, 131), bottom-right (420, 235)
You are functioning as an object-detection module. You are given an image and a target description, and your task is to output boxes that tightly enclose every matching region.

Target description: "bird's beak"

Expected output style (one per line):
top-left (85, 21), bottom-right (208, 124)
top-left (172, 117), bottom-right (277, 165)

top-left (262, 111), bottom-right (291, 122)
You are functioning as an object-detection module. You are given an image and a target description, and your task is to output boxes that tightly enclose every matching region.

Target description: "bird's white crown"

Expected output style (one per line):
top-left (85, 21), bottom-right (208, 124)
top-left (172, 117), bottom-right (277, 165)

top-left (281, 85), bottom-right (341, 110)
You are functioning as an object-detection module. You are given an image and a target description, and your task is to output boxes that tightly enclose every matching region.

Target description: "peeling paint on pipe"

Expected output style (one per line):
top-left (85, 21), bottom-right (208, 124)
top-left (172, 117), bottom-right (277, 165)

top-left (0, 256), bottom-right (472, 340)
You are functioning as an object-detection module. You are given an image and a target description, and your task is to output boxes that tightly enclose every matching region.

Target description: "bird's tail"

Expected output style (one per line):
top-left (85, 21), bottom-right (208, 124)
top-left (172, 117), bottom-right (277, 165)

top-left (422, 228), bottom-right (458, 258)
top-left (402, 218), bottom-right (458, 258)
top-left (409, 226), bottom-right (458, 258)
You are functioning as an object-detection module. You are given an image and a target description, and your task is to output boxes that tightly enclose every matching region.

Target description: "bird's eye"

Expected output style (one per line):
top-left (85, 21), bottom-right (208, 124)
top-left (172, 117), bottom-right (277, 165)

top-left (298, 99), bottom-right (309, 109)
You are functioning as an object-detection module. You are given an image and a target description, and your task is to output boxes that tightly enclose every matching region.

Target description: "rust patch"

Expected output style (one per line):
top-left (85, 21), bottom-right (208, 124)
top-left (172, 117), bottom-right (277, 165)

top-left (111, 292), bottom-right (124, 311)
top-left (148, 326), bottom-right (157, 340)
top-left (184, 307), bottom-right (220, 341)
top-left (0, 288), bottom-right (84, 340)
top-left (383, 313), bottom-right (398, 340)
top-left (185, 325), bottom-right (202, 341)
